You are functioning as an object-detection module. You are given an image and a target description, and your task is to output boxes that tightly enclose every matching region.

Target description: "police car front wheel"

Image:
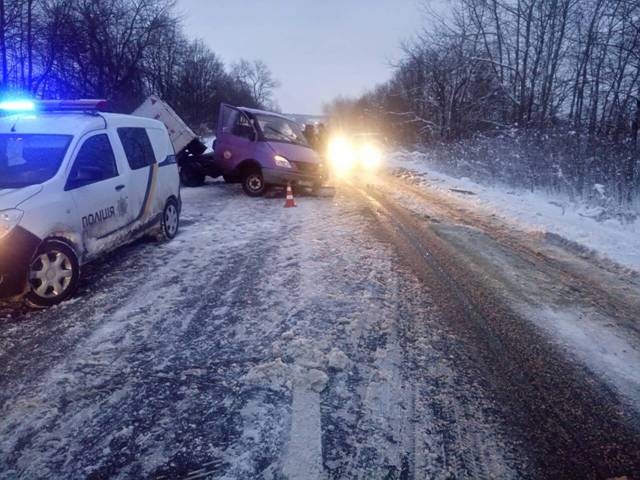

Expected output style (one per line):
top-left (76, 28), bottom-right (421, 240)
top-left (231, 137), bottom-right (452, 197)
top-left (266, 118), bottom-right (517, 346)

top-left (26, 240), bottom-right (80, 308)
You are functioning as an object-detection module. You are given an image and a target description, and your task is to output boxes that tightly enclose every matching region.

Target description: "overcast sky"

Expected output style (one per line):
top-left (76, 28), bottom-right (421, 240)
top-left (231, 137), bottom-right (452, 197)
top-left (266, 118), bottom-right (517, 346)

top-left (177, 0), bottom-right (425, 114)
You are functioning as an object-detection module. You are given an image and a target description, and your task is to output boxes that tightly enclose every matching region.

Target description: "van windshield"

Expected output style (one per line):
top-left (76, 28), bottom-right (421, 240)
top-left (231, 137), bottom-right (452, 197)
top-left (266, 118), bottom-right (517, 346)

top-left (0, 134), bottom-right (72, 188)
top-left (254, 114), bottom-right (309, 147)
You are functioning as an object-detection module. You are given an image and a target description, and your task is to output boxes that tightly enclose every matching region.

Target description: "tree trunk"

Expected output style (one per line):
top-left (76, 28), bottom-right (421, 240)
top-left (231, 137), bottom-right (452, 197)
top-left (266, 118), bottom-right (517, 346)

top-left (0, 0), bottom-right (6, 87)
top-left (632, 98), bottom-right (640, 149)
top-left (26, 0), bottom-right (33, 90)
top-left (626, 98), bottom-right (639, 204)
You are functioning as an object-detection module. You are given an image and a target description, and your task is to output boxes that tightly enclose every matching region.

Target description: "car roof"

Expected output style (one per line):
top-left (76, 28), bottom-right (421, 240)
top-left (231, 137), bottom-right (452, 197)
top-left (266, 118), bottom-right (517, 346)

top-left (0, 112), bottom-right (164, 136)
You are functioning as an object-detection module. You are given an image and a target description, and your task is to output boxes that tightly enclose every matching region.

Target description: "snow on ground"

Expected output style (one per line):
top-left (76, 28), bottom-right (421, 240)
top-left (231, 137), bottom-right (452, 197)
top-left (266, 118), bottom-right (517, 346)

top-left (382, 153), bottom-right (640, 414)
top-left (389, 150), bottom-right (640, 272)
top-left (434, 221), bottom-right (640, 414)
top-left (202, 135), bottom-right (215, 153)
top-left (526, 305), bottom-right (640, 410)
top-left (0, 181), bottom-right (523, 479)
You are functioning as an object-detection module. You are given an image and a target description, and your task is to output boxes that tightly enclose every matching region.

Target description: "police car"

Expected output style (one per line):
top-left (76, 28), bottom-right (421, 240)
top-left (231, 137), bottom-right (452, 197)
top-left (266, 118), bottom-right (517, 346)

top-left (0, 99), bottom-right (181, 307)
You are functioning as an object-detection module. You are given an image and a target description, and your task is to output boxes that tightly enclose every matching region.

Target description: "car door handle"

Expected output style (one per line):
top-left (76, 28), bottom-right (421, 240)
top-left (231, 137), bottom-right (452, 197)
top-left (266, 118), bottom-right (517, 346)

top-left (115, 184), bottom-right (125, 191)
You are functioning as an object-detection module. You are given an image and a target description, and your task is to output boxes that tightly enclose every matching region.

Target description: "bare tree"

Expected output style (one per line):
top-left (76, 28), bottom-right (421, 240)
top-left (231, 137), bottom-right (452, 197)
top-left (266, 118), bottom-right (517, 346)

top-left (327, 0), bottom-right (640, 205)
top-left (230, 59), bottom-right (280, 109)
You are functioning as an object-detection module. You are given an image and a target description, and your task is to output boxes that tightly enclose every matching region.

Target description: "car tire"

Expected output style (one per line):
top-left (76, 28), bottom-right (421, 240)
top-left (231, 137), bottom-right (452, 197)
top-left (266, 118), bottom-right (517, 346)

top-left (25, 239), bottom-right (80, 308)
top-left (242, 169), bottom-right (268, 197)
top-left (180, 165), bottom-right (205, 187)
top-left (160, 198), bottom-right (180, 241)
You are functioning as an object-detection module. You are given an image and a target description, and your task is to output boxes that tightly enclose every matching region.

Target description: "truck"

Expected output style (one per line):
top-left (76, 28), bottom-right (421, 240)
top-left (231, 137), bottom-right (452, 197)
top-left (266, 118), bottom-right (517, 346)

top-left (133, 95), bottom-right (220, 187)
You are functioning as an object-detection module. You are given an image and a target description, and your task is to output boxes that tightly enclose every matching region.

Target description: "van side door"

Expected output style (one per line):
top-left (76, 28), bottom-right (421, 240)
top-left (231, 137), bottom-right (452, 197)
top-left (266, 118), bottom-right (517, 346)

top-left (65, 132), bottom-right (131, 253)
top-left (117, 127), bottom-right (160, 228)
top-left (215, 105), bottom-right (257, 172)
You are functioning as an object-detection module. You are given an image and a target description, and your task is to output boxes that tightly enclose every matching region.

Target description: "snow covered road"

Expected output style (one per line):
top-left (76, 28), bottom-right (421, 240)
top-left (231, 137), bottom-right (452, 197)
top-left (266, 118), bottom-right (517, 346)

top-left (1, 174), bottom-right (640, 479)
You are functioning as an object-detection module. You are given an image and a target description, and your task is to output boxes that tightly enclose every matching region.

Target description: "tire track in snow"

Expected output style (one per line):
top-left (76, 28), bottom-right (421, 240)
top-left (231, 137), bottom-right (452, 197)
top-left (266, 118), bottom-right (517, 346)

top-left (0, 184), bottom-right (295, 479)
top-left (1, 182), bottom-right (527, 479)
top-left (354, 180), bottom-right (640, 478)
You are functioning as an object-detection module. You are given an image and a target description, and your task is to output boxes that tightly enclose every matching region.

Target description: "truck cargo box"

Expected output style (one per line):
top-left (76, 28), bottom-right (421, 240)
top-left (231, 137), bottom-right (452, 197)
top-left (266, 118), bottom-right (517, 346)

top-left (133, 95), bottom-right (206, 157)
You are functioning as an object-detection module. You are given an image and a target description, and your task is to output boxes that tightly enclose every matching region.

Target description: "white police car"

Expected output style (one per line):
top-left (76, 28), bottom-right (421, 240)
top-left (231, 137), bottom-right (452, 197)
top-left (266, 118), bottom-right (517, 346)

top-left (0, 100), bottom-right (181, 307)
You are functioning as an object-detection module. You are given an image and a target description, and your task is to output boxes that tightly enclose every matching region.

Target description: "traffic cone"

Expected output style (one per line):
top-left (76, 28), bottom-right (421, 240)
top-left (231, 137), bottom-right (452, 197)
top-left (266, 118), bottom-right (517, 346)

top-left (284, 182), bottom-right (297, 208)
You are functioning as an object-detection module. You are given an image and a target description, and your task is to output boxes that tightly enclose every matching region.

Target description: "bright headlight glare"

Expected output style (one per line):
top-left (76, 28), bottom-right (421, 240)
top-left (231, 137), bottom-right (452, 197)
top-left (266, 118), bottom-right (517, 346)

top-left (328, 137), bottom-right (355, 173)
top-left (0, 209), bottom-right (23, 239)
top-left (274, 155), bottom-right (292, 168)
top-left (360, 143), bottom-right (382, 170)
top-left (0, 100), bottom-right (36, 112)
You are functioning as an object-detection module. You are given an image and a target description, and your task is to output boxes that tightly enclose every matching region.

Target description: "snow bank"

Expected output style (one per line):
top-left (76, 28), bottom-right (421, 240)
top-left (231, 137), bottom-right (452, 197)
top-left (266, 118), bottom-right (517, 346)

top-left (390, 150), bottom-right (640, 272)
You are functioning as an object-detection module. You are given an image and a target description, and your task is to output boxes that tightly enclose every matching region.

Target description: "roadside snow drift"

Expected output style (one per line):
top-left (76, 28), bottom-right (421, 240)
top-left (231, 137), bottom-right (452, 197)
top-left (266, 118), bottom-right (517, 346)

top-left (390, 150), bottom-right (640, 272)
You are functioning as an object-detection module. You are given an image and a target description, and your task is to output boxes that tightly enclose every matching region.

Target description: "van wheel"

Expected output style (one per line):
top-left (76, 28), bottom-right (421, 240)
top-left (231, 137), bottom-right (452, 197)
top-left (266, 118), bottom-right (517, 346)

top-left (26, 240), bottom-right (79, 308)
top-left (180, 166), bottom-right (205, 187)
top-left (242, 169), bottom-right (267, 197)
top-left (160, 198), bottom-right (180, 240)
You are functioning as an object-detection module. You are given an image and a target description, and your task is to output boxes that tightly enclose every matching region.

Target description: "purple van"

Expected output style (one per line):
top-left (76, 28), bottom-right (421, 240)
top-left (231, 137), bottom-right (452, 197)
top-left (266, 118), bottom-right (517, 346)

top-left (214, 104), bottom-right (326, 196)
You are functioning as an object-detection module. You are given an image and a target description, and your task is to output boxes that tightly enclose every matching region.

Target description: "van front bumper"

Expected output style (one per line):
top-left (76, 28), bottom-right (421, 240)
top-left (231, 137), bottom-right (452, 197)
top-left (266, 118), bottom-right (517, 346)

top-left (262, 167), bottom-right (325, 187)
top-left (0, 227), bottom-right (41, 298)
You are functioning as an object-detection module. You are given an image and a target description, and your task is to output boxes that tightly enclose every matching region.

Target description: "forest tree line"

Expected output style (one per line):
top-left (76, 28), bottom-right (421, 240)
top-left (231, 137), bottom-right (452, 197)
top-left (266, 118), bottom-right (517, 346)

top-left (0, 0), bottom-right (280, 130)
top-left (328, 0), bottom-right (640, 205)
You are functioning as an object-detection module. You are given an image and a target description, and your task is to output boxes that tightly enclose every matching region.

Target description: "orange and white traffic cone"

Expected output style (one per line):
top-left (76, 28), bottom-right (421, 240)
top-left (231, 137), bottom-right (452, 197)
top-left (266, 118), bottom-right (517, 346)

top-left (284, 182), bottom-right (297, 208)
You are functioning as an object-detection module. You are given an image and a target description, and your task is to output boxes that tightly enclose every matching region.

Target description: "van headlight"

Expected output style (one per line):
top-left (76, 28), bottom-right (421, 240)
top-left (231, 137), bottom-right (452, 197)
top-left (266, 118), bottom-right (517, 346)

top-left (274, 155), bottom-right (292, 168)
top-left (0, 209), bottom-right (23, 239)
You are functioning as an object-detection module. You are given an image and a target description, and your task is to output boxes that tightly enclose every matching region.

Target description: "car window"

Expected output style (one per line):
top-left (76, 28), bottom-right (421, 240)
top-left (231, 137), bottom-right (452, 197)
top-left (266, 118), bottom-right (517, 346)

top-left (118, 128), bottom-right (157, 170)
top-left (255, 114), bottom-right (309, 147)
top-left (232, 113), bottom-right (256, 140)
top-left (66, 134), bottom-right (118, 191)
top-left (0, 134), bottom-right (72, 188)
top-left (220, 106), bottom-right (238, 134)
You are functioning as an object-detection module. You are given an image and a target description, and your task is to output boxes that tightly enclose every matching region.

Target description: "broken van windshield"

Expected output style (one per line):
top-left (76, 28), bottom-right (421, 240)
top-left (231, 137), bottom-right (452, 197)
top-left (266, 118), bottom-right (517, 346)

top-left (255, 114), bottom-right (309, 147)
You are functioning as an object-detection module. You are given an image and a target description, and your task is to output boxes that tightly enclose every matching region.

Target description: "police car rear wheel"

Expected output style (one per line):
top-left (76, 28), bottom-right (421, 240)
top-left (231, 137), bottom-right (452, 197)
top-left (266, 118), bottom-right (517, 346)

top-left (26, 240), bottom-right (79, 308)
top-left (161, 199), bottom-right (180, 240)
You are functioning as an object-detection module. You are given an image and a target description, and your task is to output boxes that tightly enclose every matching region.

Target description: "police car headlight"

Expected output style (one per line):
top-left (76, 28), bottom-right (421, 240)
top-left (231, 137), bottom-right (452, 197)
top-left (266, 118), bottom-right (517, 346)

top-left (0, 209), bottom-right (23, 239)
top-left (274, 155), bottom-right (292, 169)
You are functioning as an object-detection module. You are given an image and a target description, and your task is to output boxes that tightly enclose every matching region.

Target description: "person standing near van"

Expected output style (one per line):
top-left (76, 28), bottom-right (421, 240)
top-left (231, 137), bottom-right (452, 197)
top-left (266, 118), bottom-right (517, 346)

top-left (316, 123), bottom-right (328, 156)
top-left (303, 124), bottom-right (318, 149)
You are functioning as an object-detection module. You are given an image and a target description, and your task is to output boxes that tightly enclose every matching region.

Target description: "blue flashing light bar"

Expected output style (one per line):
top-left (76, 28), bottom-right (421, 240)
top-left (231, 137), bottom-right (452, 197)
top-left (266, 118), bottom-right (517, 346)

top-left (0, 99), bottom-right (110, 113)
top-left (0, 100), bottom-right (36, 112)
top-left (39, 99), bottom-right (110, 112)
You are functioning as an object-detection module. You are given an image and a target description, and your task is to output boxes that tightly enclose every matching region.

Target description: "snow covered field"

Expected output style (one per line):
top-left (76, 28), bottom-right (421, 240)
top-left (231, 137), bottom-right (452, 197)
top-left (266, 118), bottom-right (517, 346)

top-left (389, 150), bottom-right (640, 272)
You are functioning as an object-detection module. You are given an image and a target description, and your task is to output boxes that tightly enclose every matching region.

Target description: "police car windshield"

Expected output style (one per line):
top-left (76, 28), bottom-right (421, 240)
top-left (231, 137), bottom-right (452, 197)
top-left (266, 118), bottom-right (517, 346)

top-left (255, 114), bottom-right (309, 147)
top-left (0, 134), bottom-right (72, 188)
